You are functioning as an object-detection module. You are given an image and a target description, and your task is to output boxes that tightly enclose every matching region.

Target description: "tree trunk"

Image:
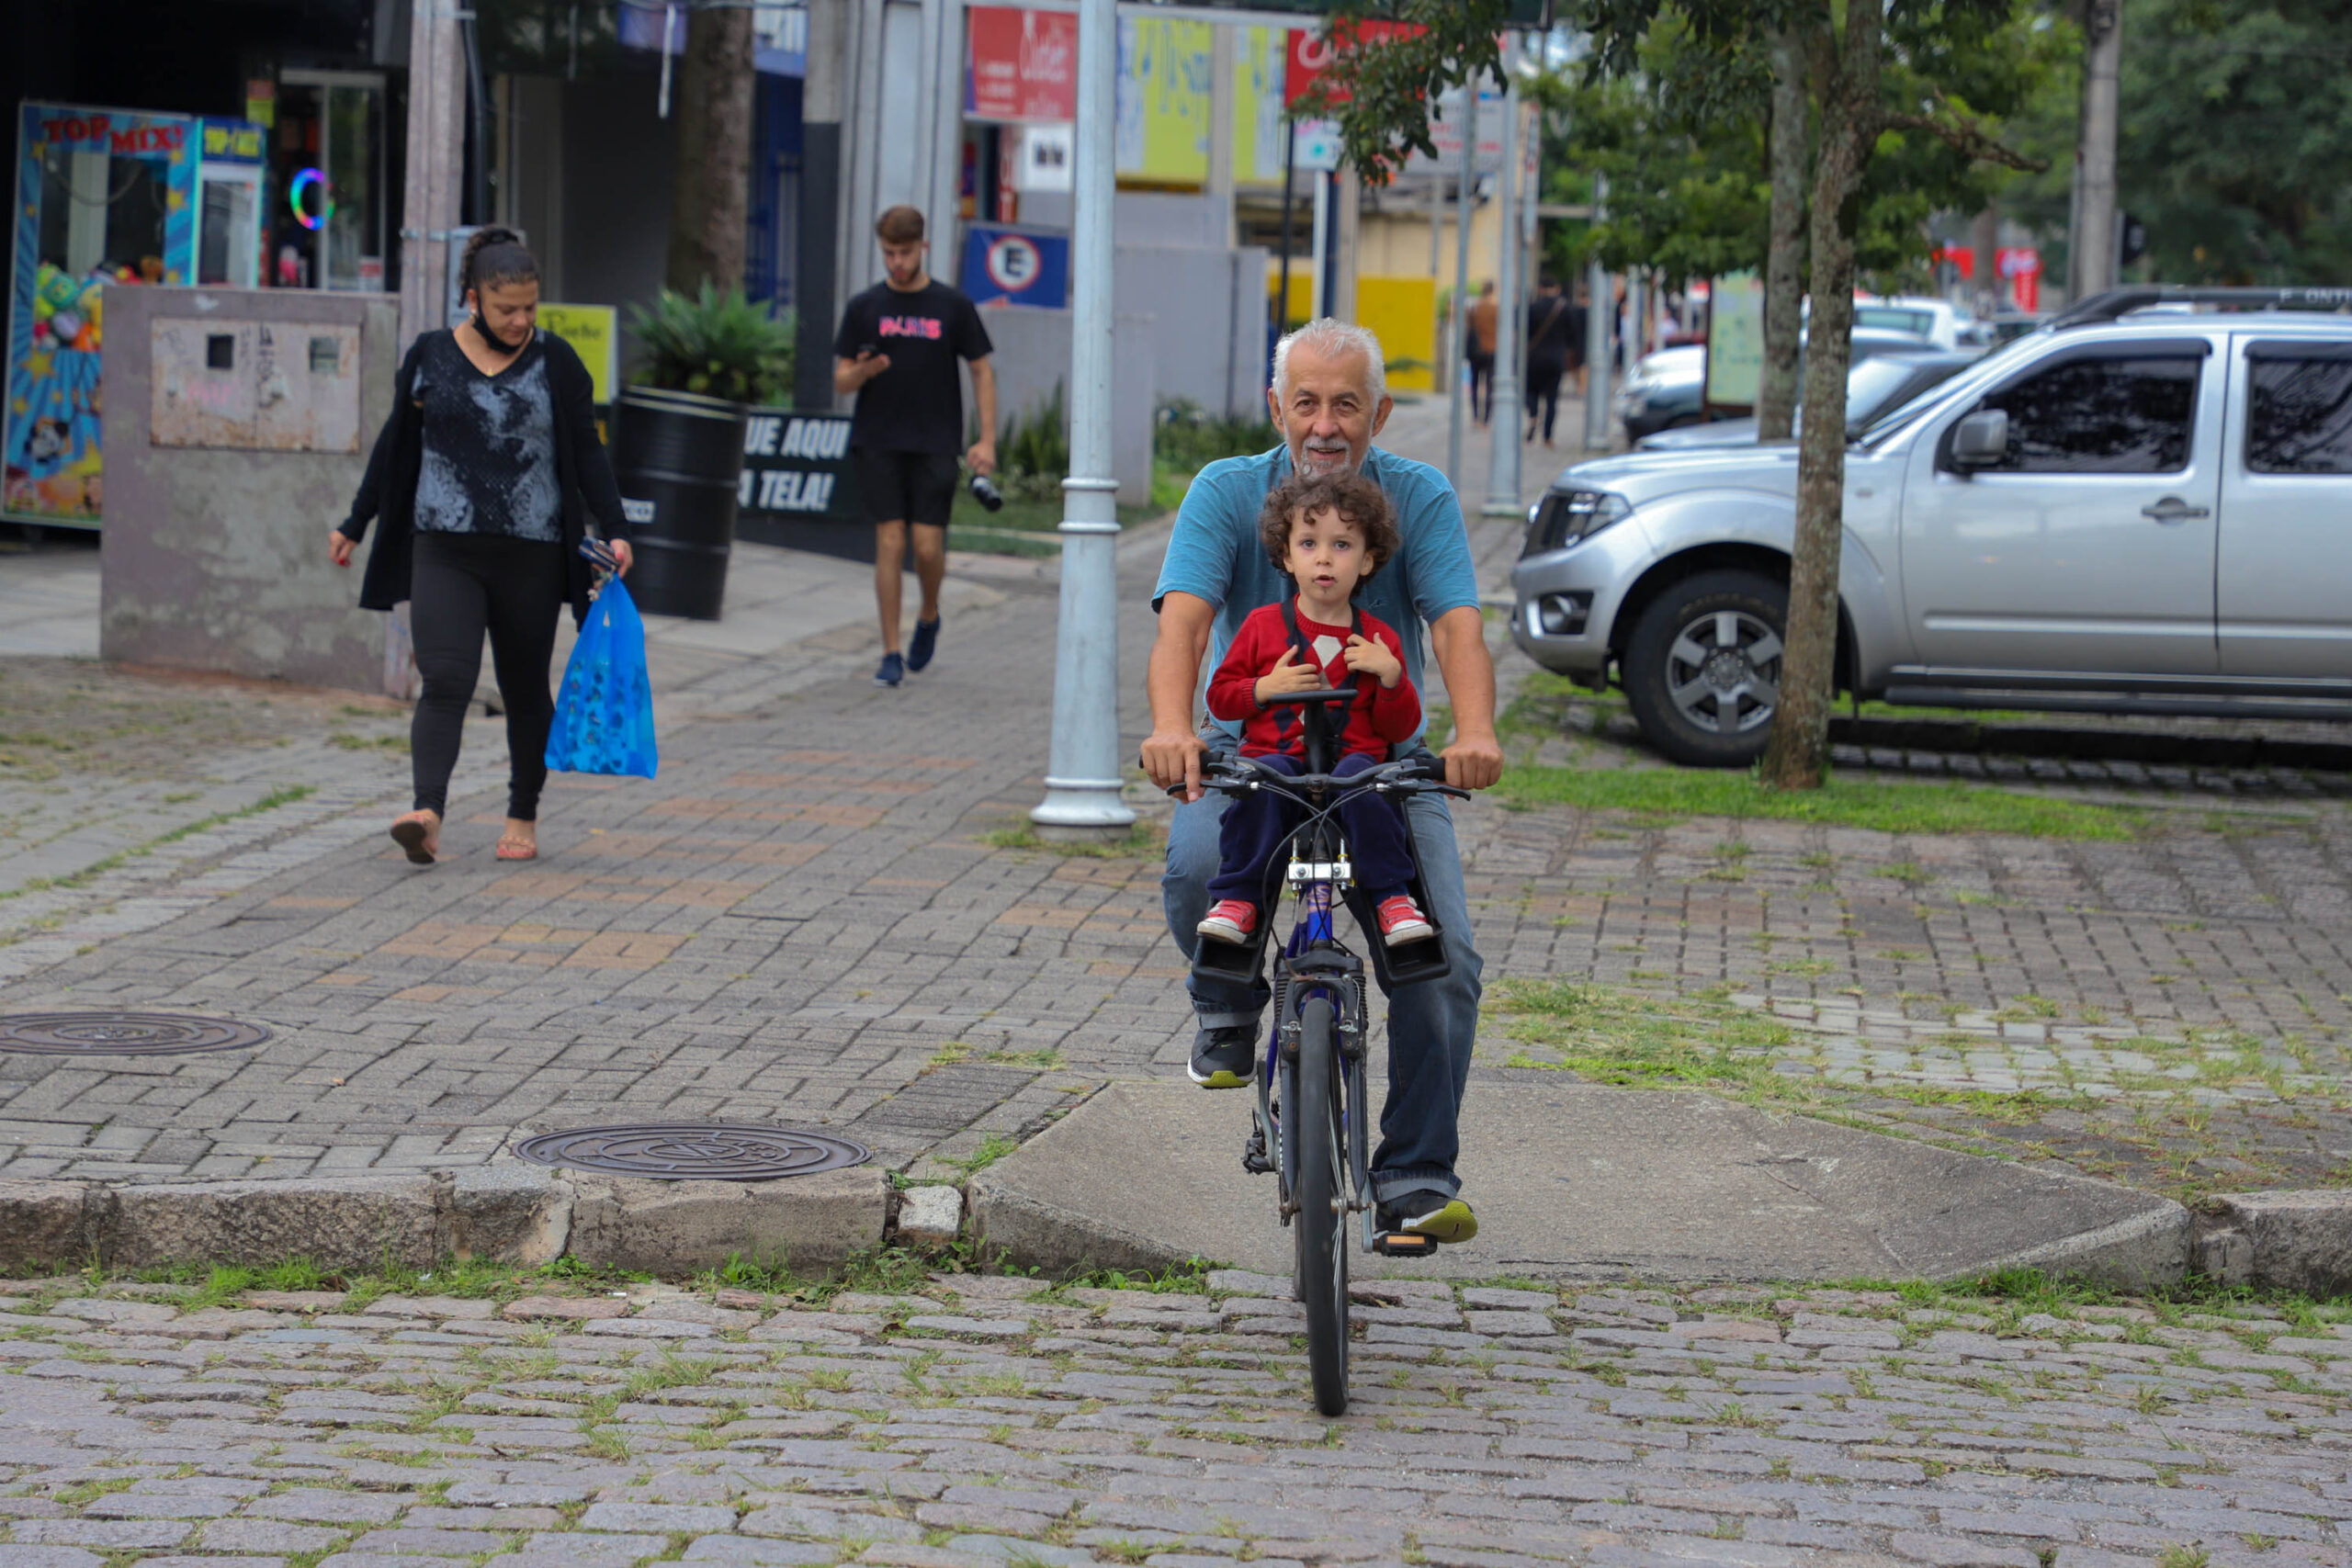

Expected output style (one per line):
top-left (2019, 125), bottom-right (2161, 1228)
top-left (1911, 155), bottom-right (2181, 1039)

top-left (1756, 27), bottom-right (1808, 443)
top-left (665, 4), bottom-right (757, 295)
top-left (1758, 3), bottom-right (1880, 791)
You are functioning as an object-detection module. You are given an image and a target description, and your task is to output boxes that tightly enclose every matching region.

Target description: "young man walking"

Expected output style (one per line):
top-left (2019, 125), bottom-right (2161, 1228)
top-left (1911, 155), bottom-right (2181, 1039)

top-left (832, 206), bottom-right (997, 687)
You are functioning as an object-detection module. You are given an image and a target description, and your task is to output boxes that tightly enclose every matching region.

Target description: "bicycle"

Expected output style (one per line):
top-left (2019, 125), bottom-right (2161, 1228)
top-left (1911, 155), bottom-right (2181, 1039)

top-left (1169, 686), bottom-right (1467, 1416)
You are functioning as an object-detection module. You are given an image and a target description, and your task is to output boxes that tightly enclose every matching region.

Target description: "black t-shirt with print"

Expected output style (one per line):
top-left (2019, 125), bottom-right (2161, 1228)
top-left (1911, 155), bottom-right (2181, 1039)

top-left (832, 279), bottom-right (994, 456)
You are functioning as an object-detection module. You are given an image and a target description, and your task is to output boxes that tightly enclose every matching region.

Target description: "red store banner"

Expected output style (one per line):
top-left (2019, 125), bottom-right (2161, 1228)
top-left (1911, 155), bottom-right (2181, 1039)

top-left (1283, 19), bottom-right (1422, 107)
top-left (967, 6), bottom-right (1079, 123)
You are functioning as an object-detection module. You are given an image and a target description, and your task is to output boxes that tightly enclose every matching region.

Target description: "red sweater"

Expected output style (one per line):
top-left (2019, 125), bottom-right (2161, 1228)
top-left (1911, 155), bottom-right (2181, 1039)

top-left (1206, 602), bottom-right (1422, 761)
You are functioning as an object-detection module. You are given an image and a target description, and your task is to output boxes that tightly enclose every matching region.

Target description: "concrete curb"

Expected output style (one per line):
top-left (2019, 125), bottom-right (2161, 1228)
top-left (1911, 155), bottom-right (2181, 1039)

top-left (2193, 1190), bottom-right (2352, 1297)
top-left (0, 1164), bottom-right (888, 1275)
top-left (1961, 1196), bottom-right (2192, 1292)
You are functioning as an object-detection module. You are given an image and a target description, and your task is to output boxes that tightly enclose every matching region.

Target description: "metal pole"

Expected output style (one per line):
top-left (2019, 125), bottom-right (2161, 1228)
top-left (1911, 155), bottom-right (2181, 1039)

top-left (1482, 35), bottom-right (1522, 516)
top-left (795, 0), bottom-right (847, 408)
top-left (397, 0), bottom-right (464, 352)
top-left (1582, 174), bottom-right (1611, 451)
top-left (1031, 0), bottom-right (1136, 839)
top-left (1276, 124), bottom-right (1296, 335)
top-left (1444, 80), bottom-right (1476, 492)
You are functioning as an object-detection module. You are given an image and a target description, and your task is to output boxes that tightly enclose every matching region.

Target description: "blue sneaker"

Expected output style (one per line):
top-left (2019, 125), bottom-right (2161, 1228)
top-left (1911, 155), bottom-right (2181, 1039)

top-left (875, 651), bottom-right (904, 688)
top-left (908, 615), bottom-right (942, 672)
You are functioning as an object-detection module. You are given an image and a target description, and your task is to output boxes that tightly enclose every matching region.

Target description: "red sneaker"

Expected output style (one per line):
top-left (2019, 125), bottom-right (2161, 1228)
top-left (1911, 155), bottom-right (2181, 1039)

top-left (1375, 895), bottom-right (1435, 947)
top-left (1196, 899), bottom-right (1259, 945)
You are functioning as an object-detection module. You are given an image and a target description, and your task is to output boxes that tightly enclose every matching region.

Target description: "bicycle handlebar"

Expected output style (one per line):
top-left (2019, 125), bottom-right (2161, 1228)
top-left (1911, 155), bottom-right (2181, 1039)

top-left (1261, 687), bottom-right (1357, 706)
top-left (1153, 751), bottom-right (1463, 801)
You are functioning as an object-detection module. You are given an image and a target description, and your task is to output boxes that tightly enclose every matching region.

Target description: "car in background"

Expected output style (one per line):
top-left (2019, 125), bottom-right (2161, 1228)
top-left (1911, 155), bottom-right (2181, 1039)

top-left (1851, 295), bottom-right (1973, 349)
top-left (1615, 327), bottom-right (1938, 441)
top-left (1511, 286), bottom-right (2352, 766)
top-left (1634, 349), bottom-right (1982, 452)
top-left (1984, 310), bottom-right (2050, 344)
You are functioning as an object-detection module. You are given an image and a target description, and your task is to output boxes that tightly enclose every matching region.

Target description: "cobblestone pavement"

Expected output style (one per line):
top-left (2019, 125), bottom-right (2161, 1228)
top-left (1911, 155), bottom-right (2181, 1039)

top-left (0, 1270), bottom-right (2346, 1568)
top-left (0, 404), bottom-right (2346, 1199)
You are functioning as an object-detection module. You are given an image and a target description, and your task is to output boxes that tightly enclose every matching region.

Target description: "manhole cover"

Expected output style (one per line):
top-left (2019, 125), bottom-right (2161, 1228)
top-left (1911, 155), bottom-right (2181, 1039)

top-left (0, 1012), bottom-right (271, 1056)
top-left (512, 1122), bottom-right (871, 1181)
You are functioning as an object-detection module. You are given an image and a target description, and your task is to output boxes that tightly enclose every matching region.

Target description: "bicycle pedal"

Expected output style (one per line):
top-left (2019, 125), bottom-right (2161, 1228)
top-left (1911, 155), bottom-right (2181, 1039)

top-left (1372, 1230), bottom-right (1441, 1258)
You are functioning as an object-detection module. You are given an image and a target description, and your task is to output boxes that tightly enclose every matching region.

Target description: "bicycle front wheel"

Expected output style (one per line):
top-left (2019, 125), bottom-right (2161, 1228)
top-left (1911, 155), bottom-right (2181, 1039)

top-left (1292, 995), bottom-right (1350, 1416)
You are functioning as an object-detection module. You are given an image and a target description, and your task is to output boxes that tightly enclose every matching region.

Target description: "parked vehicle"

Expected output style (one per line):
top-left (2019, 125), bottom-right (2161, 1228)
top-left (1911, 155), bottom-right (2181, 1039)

top-left (1511, 287), bottom-right (2352, 766)
top-left (1616, 328), bottom-right (1938, 441)
top-left (1851, 294), bottom-right (1973, 350)
top-left (1634, 349), bottom-right (1982, 452)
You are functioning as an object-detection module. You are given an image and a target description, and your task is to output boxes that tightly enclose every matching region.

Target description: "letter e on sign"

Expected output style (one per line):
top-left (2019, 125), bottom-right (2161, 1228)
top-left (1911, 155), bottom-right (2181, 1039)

top-left (984, 235), bottom-right (1042, 297)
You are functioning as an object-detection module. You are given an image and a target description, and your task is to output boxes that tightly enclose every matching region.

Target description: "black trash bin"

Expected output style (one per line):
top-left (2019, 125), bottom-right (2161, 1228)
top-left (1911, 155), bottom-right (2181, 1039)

top-left (612, 386), bottom-right (747, 621)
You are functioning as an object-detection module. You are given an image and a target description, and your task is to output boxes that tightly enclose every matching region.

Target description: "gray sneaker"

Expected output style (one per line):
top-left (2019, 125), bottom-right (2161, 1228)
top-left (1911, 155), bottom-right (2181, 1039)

top-left (1188, 1023), bottom-right (1255, 1089)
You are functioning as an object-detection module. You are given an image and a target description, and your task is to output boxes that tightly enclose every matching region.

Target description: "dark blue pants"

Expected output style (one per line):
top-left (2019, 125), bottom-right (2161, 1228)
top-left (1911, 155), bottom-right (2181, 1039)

top-left (1206, 751), bottom-right (1414, 907)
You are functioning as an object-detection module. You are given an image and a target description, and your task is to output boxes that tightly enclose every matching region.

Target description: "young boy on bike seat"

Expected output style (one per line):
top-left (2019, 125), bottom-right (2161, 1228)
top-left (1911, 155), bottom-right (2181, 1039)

top-left (1193, 472), bottom-right (1438, 966)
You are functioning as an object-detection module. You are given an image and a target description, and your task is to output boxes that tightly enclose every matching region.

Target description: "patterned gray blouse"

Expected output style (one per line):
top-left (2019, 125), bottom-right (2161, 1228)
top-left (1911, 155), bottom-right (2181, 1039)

top-left (411, 329), bottom-right (563, 542)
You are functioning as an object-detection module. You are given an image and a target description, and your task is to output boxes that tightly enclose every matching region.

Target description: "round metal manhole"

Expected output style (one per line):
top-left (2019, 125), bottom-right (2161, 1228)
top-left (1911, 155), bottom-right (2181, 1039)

top-left (0, 1012), bottom-right (272, 1056)
top-left (512, 1122), bottom-right (872, 1181)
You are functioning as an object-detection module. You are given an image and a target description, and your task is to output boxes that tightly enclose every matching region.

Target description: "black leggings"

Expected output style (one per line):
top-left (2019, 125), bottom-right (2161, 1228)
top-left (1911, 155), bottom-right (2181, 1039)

top-left (1525, 356), bottom-right (1567, 442)
top-left (410, 531), bottom-right (568, 821)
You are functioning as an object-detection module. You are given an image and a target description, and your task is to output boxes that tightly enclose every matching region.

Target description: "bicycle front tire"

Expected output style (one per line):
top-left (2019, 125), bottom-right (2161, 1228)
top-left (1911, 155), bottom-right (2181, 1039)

top-left (1293, 994), bottom-right (1350, 1416)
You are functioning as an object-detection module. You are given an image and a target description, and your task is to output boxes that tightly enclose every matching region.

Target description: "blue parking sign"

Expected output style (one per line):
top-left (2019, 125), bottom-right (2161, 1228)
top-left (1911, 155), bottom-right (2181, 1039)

top-left (958, 225), bottom-right (1070, 309)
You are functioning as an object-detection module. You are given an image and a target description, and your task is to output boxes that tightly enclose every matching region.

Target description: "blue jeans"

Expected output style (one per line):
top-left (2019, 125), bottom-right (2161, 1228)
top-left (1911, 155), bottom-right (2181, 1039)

top-left (1163, 735), bottom-right (1482, 1205)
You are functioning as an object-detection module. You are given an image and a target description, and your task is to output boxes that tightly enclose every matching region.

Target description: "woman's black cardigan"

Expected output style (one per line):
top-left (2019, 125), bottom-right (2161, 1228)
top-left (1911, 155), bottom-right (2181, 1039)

top-left (341, 329), bottom-right (631, 626)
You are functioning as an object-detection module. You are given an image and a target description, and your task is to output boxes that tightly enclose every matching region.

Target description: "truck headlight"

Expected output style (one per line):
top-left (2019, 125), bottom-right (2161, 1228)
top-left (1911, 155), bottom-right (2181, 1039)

top-left (1521, 489), bottom-right (1632, 557)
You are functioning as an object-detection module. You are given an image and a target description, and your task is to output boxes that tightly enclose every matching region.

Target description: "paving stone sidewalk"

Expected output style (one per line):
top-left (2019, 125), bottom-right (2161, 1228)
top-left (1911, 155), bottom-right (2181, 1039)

top-left (0, 400), bottom-right (2345, 1199)
top-left (0, 1271), bottom-right (2345, 1568)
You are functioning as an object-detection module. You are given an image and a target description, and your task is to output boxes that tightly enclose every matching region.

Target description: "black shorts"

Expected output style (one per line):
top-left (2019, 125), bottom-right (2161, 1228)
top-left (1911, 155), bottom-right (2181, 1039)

top-left (853, 448), bottom-right (959, 528)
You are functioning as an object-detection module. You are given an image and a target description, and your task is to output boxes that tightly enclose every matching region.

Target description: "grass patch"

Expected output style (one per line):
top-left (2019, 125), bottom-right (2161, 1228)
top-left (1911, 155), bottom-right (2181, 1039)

top-left (985, 822), bottom-right (1163, 858)
top-left (1489, 978), bottom-right (2104, 1129)
top-left (1493, 766), bottom-right (2145, 840)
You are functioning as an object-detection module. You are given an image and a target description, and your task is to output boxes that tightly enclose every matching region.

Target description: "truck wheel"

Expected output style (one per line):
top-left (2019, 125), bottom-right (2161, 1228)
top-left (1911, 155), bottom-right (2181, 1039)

top-left (1623, 569), bottom-right (1789, 768)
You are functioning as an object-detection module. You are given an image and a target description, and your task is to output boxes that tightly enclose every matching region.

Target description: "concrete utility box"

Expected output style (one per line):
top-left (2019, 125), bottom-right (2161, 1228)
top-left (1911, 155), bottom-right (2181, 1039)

top-left (100, 288), bottom-right (396, 694)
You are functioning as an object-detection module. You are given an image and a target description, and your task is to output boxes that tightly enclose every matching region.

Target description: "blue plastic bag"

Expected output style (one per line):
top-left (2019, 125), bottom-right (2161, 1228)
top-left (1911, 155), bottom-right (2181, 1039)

top-left (545, 578), bottom-right (659, 778)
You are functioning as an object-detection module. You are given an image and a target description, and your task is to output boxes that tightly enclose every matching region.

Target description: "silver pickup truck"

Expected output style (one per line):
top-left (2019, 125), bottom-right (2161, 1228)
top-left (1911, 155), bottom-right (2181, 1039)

top-left (1510, 287), bottom-right (2352, 765)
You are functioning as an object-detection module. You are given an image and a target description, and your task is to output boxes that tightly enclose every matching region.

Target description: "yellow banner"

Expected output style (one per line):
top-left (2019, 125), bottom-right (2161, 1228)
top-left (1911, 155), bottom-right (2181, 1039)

top-left (537, 303), bottom-right (618, 405)
top-left (1117, 16), bottom-right (1213, 185)
top-left (1232, 26), bottom-right (1290, 187)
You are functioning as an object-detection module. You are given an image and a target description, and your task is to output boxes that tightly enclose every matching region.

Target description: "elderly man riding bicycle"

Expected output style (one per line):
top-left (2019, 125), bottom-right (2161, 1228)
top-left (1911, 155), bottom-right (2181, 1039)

top-left (1141, 317), bottom-right (1503, 1246)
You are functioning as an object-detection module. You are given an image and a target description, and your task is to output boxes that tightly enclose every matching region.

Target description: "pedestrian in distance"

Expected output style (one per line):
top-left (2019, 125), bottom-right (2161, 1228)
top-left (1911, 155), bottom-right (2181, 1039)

top-left (1465, 280), bottom-right (1498, 426)
top-left (1524, 274), bottom-right (1574, 449)
top-left (1193, 471), bottom-right (1437, 957)
top-left (331, 226), bottom-right (634, 867)
top-left (1141, 317), bottom-right (1504, 1247)
top-left (832, 206), bottom-right (998, 689)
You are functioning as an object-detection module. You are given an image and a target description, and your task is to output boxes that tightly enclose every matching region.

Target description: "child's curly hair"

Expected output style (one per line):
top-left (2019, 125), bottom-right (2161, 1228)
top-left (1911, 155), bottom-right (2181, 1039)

top-left (1257, 472), bottom-right (1399, 597)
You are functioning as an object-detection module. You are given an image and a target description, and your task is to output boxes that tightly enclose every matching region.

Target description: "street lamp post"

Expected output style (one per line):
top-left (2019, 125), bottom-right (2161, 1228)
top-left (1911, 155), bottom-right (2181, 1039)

top-left (1482, 32), bottom-right (1523, 517)
top-left (1030, 0), bottom-right (1136, 840)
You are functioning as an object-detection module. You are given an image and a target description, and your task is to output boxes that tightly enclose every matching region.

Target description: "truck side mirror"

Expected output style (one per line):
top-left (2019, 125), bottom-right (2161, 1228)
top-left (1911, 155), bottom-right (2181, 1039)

top-left (1950, 409), bottom-right (2009, 468)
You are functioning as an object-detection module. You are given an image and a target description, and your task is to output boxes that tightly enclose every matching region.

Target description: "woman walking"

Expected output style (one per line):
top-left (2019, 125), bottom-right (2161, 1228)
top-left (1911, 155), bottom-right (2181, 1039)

top-left (331, 227), bottom-right (633, 865)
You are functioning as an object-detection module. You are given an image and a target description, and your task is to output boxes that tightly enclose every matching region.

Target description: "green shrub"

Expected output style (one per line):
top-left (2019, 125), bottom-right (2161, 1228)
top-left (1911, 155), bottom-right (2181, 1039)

top-left (1156, 397), bottom-right (1278, 478)
top-left (990, 382), bottom-right (1069, 503)
top-left (628, 285), bottom-right (795, 404)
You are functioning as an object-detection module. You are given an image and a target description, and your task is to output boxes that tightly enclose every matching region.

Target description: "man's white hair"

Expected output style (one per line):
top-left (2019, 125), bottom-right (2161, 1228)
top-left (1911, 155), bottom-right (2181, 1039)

top-left (1272, 318), bottom-right (1387, 408)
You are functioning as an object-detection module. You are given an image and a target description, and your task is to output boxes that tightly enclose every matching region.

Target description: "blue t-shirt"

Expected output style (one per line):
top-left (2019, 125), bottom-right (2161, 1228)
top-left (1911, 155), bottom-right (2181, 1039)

top-left (1152, 445), bottom-right (1481, 746)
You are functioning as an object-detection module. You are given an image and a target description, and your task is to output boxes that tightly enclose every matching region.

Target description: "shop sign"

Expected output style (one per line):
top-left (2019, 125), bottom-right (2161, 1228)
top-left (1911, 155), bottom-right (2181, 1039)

top-left (739, 412), bottom-right (857, 519)
top-left (958, 225), bottom-right (1070, 310)
top-left (1117, 15), bottom-right (1214, 183)
top-left (967, 6), bottom-right (1078, 123)
top-left (1231, 25), bottom-right (1290, 185)
top-left (6, 101), bottom-right (202, 525)
top-left (1283, 20), bottom-right (1422, 108)
top-left (538, 303), bottom-right (618, 406)
top-left (200, 121), bottom-right (266, 164)
top-left (1012, 125), bottom-right (1073, 193)
top-left (1703, 272), bottom-right (1767, 412)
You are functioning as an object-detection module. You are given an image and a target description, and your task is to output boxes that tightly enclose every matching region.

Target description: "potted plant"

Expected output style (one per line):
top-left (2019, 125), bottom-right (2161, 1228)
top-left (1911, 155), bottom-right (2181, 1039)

top-left (612, 286), bottom-right (796, 620)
